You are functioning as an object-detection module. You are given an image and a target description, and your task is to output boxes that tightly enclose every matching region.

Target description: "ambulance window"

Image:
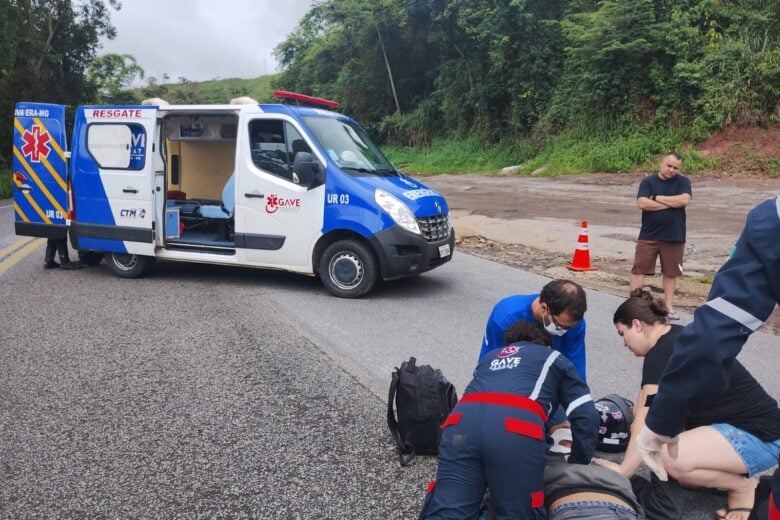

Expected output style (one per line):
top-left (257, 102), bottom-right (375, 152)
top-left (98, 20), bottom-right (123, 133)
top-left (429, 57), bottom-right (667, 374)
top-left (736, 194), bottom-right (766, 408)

top-left (249, 119), bottom-right (292, 181)
top-left (286, 125), bottom-right (311, 165)
top-left (86, 123), bottom-right (146, 170)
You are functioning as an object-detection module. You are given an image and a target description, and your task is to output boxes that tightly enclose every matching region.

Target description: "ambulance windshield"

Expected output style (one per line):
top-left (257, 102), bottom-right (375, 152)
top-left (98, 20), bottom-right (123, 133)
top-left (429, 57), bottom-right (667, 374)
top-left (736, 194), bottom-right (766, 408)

top-left (302, 116), bottom-right (398, 177)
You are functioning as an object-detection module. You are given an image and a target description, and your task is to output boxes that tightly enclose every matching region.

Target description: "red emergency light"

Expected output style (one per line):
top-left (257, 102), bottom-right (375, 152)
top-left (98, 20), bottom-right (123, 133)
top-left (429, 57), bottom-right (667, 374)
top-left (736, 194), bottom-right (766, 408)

top-left (13, 171), bottom-right (28, 183)
top-left (273, 90), bottom-right (340, 109)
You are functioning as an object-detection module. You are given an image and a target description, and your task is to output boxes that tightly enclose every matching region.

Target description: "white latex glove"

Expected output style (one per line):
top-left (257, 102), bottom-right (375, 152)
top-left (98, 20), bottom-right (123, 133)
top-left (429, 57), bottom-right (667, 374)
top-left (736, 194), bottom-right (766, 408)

top-left (636, 424), bottom-right (679, 481)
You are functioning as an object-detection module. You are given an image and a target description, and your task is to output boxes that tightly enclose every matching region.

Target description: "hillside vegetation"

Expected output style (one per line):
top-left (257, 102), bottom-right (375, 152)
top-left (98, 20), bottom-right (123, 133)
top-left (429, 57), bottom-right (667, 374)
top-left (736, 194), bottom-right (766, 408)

top-left (2, 0), bottom-right (780, 198)
top-left (272, 0), bottom-right (780, 175)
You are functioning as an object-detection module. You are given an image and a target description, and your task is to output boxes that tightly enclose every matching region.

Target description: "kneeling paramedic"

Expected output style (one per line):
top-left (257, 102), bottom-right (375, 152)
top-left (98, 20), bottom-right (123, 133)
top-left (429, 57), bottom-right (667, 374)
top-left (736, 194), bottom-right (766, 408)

top-left (419, 320), bottom-right (600, 520)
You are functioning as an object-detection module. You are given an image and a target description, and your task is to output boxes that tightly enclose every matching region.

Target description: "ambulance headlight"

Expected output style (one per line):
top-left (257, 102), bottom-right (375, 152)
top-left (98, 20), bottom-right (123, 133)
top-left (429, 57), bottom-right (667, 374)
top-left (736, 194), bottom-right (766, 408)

top-left (375, 189), bottom-right (421, 235)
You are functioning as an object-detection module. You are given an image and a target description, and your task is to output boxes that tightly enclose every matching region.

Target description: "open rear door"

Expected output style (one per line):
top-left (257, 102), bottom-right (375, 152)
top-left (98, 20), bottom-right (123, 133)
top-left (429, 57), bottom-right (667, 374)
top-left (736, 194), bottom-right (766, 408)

top-left (12, 103), bottom-right (68, 239)
top-left (69, 106), bottom-right (158, 256)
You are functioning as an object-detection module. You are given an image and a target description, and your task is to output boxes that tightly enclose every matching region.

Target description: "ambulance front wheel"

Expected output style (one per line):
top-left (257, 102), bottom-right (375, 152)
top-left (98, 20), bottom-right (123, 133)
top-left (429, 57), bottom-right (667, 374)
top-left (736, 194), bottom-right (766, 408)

top-left (319, 240), bottom-right (378, 298)
top-left (108, 253), bottom-right (155, 279)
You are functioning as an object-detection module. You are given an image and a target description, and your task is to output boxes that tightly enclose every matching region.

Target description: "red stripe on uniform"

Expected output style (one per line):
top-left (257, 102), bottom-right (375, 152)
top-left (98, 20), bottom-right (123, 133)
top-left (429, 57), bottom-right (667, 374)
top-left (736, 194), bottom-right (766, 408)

top-left (531, 490), bottom-right (544, 508)
top-left (427, 480), bottom-right (436, 494)
top-left (459, 392), bottom-right (548, 422)
top-left (770, 493), bottom-right (779, 520)
top-left (441, 412), bottom-right (462, 429)
top-left (505, 417), bottom-right (544, 440)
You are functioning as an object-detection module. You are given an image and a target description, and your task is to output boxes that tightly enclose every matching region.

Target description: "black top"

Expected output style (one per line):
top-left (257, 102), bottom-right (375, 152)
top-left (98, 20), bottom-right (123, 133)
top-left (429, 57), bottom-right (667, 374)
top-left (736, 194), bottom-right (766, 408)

top-left (636, 174), bottom-right (692, 242)
top-left (642, 325), bottom-right (780, 441)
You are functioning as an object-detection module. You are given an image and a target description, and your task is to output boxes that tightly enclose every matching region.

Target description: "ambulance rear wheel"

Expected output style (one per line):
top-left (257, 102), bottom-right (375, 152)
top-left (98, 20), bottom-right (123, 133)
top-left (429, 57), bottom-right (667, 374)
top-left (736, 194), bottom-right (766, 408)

top-left (319, 240), bottom-right (377, 298)
top-left (108, 253), bottom-right (154, 278)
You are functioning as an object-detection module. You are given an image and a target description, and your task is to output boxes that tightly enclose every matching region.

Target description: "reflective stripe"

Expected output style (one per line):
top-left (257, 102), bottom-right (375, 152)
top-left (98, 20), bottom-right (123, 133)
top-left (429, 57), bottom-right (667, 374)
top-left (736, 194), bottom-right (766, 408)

top-left (565, 394), bottom-right (593, 416)
top-left (441, 412), bottom-right (461, 429)
top-left (775, 195), bottom-right (780, 219)
top-left (705, 297), bottom-right (763, 331)
top-left (529, 351), bottom-right (560, 400)
top-left (505, 417), bottom-right (544, 440)
top-left (459, 392), bottom-right (548, 423)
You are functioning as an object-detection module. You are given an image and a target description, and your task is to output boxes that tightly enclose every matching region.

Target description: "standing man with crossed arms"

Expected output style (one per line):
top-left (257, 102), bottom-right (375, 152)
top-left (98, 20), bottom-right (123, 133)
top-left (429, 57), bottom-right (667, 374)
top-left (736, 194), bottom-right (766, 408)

top-left (636, 196), bottom-right (780, 520)
top-left (629, 152), bottom-right (692, 320)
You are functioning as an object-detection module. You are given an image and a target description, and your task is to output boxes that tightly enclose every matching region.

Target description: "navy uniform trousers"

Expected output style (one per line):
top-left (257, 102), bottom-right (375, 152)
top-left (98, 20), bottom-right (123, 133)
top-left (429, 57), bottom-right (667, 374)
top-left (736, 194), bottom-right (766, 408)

top-left (420, 394), bottom-right (548, 520)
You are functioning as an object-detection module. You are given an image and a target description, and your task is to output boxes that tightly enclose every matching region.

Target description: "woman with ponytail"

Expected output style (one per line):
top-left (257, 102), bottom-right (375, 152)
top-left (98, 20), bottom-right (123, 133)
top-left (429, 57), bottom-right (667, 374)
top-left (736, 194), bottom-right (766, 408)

top-left (594, 290), bottom-right (780, 520)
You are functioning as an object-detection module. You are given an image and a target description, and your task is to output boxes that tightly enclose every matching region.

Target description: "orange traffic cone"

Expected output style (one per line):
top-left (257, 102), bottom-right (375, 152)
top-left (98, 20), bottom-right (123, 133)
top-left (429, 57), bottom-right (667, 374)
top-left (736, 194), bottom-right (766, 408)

top-left (567, 220), bottom-right (598, 271)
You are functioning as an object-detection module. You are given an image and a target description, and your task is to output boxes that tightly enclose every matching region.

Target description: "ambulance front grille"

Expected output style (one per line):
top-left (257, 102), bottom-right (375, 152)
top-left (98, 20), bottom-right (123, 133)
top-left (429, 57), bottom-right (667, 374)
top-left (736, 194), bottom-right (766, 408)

top-left (417, 214), bottom-right (450, 242)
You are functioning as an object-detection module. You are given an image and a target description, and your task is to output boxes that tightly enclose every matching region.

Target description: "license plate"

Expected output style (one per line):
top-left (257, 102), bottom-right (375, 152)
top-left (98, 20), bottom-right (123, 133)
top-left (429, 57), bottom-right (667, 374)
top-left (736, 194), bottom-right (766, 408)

top-left (438, 244), bottom-right (451, 258)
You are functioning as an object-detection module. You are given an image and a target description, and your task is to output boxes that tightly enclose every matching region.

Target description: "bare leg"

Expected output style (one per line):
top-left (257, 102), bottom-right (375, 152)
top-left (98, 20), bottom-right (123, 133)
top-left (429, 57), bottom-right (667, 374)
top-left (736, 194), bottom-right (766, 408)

top-left (629, 273), bottom-right (645, 295)
top-left (661, 426), bottom-right (755, 520)
top-left (662, 274), bottom-right (676, 312)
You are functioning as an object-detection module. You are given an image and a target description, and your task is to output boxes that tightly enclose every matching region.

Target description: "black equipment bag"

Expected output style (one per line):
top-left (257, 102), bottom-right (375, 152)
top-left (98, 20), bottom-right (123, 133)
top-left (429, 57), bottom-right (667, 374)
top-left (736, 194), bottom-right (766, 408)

top-left (387, 357), bottom-right (458, 466)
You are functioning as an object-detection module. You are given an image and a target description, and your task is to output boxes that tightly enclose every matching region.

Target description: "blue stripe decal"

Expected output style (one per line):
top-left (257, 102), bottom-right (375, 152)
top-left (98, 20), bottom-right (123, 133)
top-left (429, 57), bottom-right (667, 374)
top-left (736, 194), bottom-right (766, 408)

top-left (77, 237), bottom-right (127, 254)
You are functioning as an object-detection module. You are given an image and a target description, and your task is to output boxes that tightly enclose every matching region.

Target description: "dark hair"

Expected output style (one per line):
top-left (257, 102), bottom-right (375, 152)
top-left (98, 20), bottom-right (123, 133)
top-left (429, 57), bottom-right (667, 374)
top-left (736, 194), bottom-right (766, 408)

top-left (613, 290), bottom-right (668, 327)
top-left (504, 320), bottom-right (552, 347)
top-left (664, 151), bottom-right (682, 161)
top-left (540, 279), bottom-right (587, 321)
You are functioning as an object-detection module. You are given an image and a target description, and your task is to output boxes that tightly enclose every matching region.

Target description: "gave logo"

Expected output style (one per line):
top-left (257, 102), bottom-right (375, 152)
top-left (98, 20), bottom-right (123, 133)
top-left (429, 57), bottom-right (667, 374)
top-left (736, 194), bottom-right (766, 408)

top-left (265, 194), bottom-right (302, 214)
top-left (497, 345), bottom-right (521, 358)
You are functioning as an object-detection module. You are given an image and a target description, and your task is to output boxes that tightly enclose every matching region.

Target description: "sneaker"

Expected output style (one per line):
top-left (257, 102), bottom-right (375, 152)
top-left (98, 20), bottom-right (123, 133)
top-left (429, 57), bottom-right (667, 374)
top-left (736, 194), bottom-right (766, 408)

top-left (667, 311), bottom-right (680, 321)
top-left (44, 260), bottom-right (60, 269)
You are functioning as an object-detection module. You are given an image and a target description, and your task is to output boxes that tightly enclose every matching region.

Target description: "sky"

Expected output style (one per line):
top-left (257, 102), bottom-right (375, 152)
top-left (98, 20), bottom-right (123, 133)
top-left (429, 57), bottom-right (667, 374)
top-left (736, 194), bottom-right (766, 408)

top-left (100, 0), bottom-right (315, 83)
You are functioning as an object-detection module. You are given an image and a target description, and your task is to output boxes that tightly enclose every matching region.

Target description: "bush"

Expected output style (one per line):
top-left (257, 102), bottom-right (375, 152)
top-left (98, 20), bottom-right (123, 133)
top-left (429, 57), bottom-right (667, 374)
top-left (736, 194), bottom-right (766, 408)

top-left (0, 169), bottom-right (11, 199)
top-left (522, 126), bottom-right (712, 175)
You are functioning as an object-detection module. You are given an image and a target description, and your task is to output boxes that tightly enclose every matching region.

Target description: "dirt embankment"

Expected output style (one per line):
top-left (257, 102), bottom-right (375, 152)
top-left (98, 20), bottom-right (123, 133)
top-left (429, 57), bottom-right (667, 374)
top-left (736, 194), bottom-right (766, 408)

top-left (422, 171), bottom-right (780, 332)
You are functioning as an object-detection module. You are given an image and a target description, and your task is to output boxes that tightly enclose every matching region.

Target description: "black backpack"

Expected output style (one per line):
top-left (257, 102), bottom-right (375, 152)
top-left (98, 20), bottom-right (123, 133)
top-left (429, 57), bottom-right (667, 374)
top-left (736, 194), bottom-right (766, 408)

top-left (387, 357), bottom-right (458, 466)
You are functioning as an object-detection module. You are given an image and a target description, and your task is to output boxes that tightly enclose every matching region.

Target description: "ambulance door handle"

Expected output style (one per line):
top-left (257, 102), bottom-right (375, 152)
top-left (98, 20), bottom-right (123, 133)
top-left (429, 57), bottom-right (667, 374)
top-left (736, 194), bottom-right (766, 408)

top-left (244, 193), bottom-right (264, 199)
top-left (123, 188), bottom-right (138, 194)
top-left (20, 184), bottom-right (32, 193)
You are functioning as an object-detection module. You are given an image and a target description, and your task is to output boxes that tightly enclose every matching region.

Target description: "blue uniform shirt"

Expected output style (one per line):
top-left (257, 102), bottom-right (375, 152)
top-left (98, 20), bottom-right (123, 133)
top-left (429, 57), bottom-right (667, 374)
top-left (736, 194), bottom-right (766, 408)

top-left (479, 294), bottom-right (588, 381)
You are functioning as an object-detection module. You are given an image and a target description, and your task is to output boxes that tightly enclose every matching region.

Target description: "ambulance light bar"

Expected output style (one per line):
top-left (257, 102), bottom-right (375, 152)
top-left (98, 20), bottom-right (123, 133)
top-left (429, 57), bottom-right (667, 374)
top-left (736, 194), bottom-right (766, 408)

top-left (273, 91), bottom-right (340, 109)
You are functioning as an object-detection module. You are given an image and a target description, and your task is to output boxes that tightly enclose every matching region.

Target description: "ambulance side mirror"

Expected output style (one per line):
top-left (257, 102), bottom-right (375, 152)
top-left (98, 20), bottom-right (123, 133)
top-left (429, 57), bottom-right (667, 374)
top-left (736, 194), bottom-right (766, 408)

top-left (293, 152), bottom-right (324, 188)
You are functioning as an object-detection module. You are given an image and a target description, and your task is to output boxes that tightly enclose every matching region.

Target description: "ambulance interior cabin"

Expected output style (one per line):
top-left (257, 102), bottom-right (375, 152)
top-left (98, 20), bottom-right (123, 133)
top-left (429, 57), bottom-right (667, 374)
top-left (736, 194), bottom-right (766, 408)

top-left (162, 113), bottom-right (238, 250)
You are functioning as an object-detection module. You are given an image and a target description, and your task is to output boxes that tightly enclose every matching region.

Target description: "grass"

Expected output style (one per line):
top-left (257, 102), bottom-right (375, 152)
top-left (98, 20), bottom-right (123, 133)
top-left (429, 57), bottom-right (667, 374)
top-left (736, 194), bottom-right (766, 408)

top-left (143, 75), bottom-right (278, 104)
top-left (383, 136), bottom-right (534, 174)
top-left (382, 126), bottom-right (715, 176)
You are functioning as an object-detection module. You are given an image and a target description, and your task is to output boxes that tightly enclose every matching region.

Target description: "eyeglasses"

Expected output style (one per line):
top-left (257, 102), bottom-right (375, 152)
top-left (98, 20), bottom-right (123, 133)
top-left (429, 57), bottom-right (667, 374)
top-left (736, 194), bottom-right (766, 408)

top-left (546, 309), bottom-right (573, 332)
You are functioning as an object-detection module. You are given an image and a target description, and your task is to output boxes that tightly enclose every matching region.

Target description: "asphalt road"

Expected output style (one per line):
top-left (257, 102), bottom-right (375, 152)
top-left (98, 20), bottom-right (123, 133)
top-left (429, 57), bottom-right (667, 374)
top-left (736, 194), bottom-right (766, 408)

top-left (1, 200), bottom-right (777, 518)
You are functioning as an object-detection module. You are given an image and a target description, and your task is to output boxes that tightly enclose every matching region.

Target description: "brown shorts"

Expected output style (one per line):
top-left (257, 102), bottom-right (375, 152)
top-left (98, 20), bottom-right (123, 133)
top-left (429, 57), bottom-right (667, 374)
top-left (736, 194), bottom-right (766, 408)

top-left (631, 240), bottom-right (685, 277)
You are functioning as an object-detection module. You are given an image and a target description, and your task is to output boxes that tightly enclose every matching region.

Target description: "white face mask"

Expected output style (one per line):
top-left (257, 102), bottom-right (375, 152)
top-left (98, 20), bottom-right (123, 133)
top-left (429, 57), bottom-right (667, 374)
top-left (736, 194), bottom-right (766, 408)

top-left (543, 311), bottom-right (568, 337)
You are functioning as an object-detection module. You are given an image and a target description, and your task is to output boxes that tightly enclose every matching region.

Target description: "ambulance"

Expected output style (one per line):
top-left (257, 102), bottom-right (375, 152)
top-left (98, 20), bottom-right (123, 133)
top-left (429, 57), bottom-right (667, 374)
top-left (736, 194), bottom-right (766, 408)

top-left (11, 92), bottom-right (454, 297)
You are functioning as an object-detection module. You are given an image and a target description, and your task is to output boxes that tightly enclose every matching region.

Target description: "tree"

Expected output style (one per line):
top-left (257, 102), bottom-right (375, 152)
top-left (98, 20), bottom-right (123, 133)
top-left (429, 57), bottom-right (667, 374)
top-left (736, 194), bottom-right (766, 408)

top-left (0, 0), bottom-right (119, 166)
top-left (86, 53), bottom-right (144, 102)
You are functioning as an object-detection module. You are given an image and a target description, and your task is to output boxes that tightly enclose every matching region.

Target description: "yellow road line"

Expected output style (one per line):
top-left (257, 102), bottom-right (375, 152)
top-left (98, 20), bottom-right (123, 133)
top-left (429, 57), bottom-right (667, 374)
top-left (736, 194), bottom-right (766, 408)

top-left (0, 238), bottom-right (44, 277)
top-left (0, 236), bottom-right (37, 261)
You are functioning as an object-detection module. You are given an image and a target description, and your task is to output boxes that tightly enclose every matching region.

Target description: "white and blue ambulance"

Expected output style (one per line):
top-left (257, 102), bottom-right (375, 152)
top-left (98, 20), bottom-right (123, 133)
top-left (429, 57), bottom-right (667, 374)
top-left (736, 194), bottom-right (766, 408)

top-left (11, 92), bottom-right (454, 297)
